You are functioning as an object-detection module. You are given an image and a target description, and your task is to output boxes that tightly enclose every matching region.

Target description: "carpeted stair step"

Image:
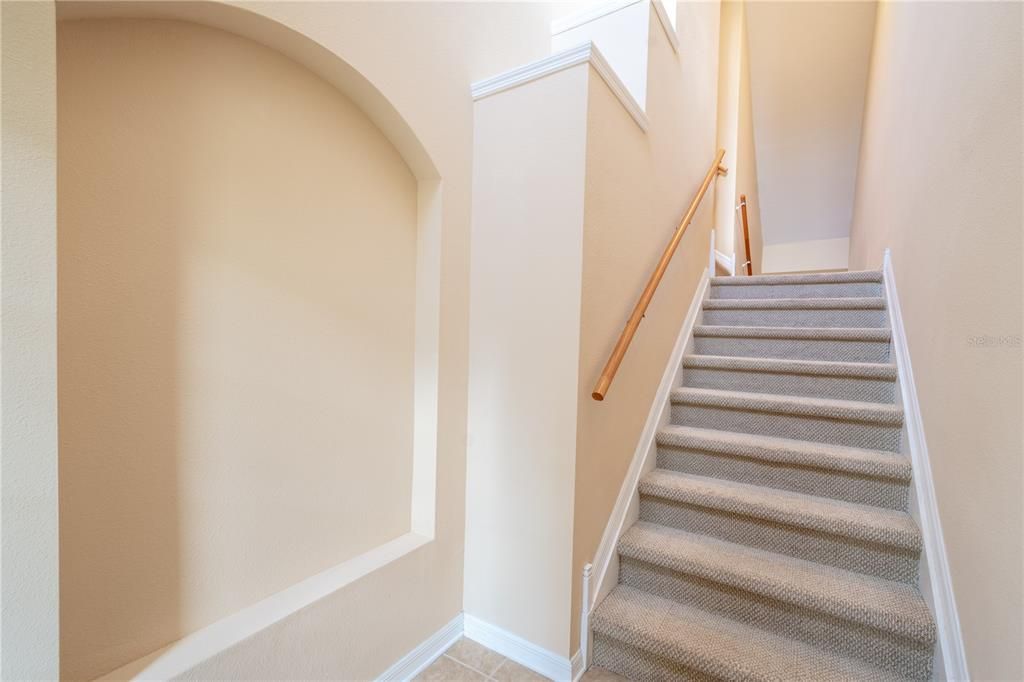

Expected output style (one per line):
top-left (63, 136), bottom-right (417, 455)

top-left (669, 387), bottom-right (904, 452)
top-left (702, 297), bottom-right (888, 328)
top-left (591, 585), bottom-right (901, 682)
top-left (710, 270), bottom-right (884, 300)
top-left (638, 469), bottom-right (921, 583)
top-left (616, 522), bottom-right (935, 679)
top-left (656, 426), bottom-right (911, 510)
top-left (681, 354), bottom-right (898, 402)
top-left (692, 325), bottom-right (892, 362)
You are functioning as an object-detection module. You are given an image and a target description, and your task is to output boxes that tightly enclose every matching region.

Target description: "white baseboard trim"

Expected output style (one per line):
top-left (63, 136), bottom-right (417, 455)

top-left (99, 532), bottom-right (431, 680)
top-left (589, 268), bottom-right (711, 610)
top-left (464, 614), bottom-right (574, 682)
top-left (378, 614), bottom-right (464, 681)
top-left (882, 249), bottom-right (968, 681)
top-left (470, 42), bottom-right (648, 132)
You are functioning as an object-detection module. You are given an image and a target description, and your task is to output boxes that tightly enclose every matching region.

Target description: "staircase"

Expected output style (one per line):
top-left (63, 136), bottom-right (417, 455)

top-left (590, 270), bottom-right (937, 681)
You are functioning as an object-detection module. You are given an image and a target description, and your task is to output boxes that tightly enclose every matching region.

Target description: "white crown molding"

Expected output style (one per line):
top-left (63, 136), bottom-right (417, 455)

top-left (463, 614), bottom-right (573, 681)
top-left (590, 268), bottom-right (710, 609)
top-left (551, 0), bottom-right (644, 36)
top-left (99, 533), bottom-right (432, 680)
top-left (471, 42), bottom-right (649, 132)
top-left (551, 0), bottom-right (679, 54)
top-left (652, 0), bottom-right (680, 54)
top-left (882, 249), bottom-right (969, 681)
top-left (378, 614), bottom-right (464, 681)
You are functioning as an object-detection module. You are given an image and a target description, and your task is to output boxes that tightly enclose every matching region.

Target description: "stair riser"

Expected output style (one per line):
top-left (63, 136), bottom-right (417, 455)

top-left (670, 403), bottom-right (902, 452)
top-left (592, 634), bottom-right (716, 682)
top-left (692, 336), bottom-right (890, 362)
top-left (702, 308), bottom-right (887, 328)
top-left (657, 447), bottom-right (909, 510)
top-left (639, 496), bottom-right (920, 583)
top-left (618, 558), bottom-right (933, 680)
top-left (682, 367), bottom-right (897, 402)
top-left (710, 282), bottom-right (883, 299)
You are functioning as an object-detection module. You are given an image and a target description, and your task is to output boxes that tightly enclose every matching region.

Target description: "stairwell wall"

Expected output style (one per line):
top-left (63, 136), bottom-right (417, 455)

top-left (571, 0), bottom-right (721, 651)
top-left (13, 1), bottom-right (571, 679)
top-left (848, 3), bottom-right (1023, 679)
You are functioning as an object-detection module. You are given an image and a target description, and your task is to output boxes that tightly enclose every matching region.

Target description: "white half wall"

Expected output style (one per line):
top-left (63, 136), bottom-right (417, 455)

top-left (761, 237), bottom-right (849, 274)
top-left (465, 63), bottom-right (590, 658)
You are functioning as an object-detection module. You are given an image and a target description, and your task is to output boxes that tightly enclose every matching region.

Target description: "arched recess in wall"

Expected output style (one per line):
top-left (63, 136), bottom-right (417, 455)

top-left (56, 3), bottom-right (442, 680)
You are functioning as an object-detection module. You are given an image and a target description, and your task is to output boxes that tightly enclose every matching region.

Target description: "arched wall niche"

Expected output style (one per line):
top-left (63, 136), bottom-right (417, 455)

top-left (57, 0), bottom-right (440, 181)
top-left (56, 4), bottom-right (443, 679)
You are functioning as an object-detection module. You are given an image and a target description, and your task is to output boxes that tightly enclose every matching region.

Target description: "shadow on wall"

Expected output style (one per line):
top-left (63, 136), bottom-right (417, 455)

top-left (57, 18), bottom-right (420, 680)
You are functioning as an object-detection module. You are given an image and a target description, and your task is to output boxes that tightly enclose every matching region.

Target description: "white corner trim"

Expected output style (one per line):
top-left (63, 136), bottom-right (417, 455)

top-left (571, 649), bottom-right (585, 682)
top-left (578, 563), bottom-right (592, 677)
top-left (99, 533), bottom-right (432, 681)
top-left (464, 614), bottom-right (573, 682)
top-left (652, 0), bottom-right (680, 54)
top-left (551, 0), bottom-right (644, 35)
top-left (589, 268), bottom-right (711, 609)
top-left (586, 41), bottom-right (648, 131)
top-left (715, 249), bottom-right (735, 276)
top-left (470, 42), bottom-right (649, 132)
top-left (882, 250), bottom-right (968, 681)
top-left (378, 614), bottom-right (464, 681)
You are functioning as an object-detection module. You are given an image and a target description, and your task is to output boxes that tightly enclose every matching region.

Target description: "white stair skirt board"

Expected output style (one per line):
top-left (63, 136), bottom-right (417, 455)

top-left (589, 269), bottom-right (711, 610)
top-left (470, 42), bottom-right (647, 132)
top-left (377, 614), bottom-right (464, 681)
top-left (464, 614), bottom-right (577, 682)
top-left (98, 533), bottom-right (431, 681)
top-left (883, 249), bottom-right (968, 681)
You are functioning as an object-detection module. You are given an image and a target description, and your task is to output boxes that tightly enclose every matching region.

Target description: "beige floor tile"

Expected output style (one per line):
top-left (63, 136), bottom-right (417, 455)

top-left (444, 637), bottom-right (507, 676)
top-left (580, 666), bottom-right (629, 681)
top-left (490, 659), bottom-right (551, 682)
top-left (414, 655), bottom-right (488, 682)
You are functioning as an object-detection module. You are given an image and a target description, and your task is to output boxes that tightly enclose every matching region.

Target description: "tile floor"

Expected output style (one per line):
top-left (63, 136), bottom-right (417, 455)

top-left (413, 637), bottom-right (626, 682)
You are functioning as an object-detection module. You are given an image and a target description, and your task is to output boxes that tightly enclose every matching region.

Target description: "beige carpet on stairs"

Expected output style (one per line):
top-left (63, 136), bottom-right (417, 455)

top-left (590, 270), bottom-right (937, 681)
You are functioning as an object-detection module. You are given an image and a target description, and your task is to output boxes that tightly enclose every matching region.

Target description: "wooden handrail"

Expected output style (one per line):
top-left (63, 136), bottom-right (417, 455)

top-left (592, 149), bottom-right (727, 401)
top-left (739, 194), bottom-right (753, 276)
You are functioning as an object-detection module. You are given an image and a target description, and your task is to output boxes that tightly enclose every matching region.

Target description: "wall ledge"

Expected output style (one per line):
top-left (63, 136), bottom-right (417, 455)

top-left (470, 42), bottom-right (648, 132)
top-left (98, 533), bottom-right (432, 681)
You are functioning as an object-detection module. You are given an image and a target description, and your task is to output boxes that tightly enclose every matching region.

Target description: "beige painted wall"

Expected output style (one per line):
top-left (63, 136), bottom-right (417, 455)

top-left (715, 0), bottom-right (763, 275)
top-left (848, 2), bottom-right (1022, 679)
top-left (58, 18), bottom-right (420, 679)
top-left (735, 14), bottom-right (763, 275)
top-left (571, 0), bottom-right (721, 649)
top-left (746, 1), bottom-right (875, 262)
top-left (712, 0), bottom-right (742, 260)
top-left (0, 2), bottom-right (60, 679)
top-left (465, 65), bottom-right (590, 657)
top-left (53, 3), bottom-right (557, 680)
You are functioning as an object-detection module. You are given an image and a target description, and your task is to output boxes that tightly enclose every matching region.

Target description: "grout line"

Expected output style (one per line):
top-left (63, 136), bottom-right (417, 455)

top-left (441, 652), bottom-right (505, 681)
